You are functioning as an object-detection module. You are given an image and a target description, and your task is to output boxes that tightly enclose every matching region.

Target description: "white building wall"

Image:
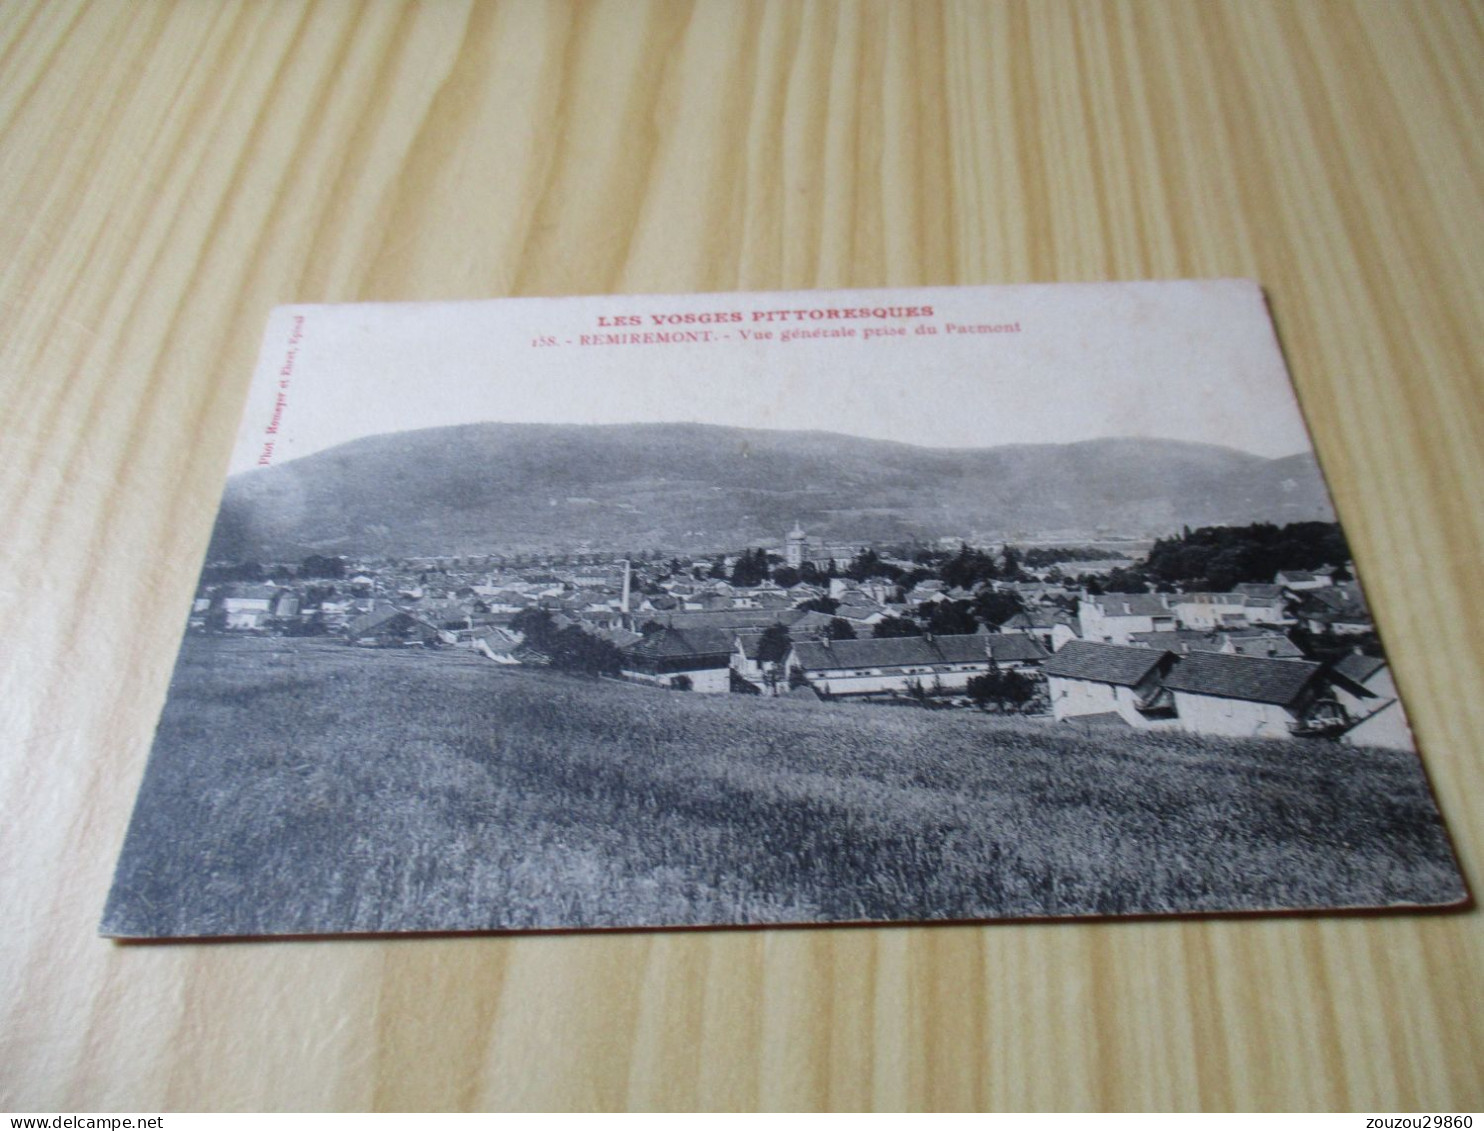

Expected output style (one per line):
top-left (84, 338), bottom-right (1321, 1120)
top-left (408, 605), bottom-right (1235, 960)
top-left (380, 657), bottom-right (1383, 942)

top-left (803, 663), bottom-right (990, 697)
top-left (1171, 692), bottom-right (1296, 739)
top-left (622, 666), bottom-right (731, 694)
top-left (1047, 678), bottom-right (1157, 727)
top-left (1171, 598), bottom-right (1247, 631)
top-left (1341, 700), bottom-right (1414, 751)
top-left (1078, 602), bottom-right (1166, 645)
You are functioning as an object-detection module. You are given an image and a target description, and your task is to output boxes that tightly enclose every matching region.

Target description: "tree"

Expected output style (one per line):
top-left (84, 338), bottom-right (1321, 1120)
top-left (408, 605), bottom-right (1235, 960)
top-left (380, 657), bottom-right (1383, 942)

top-left (967, 669), bottom-right (1036, 712)
top-left (825, 617), bottom-right (857, 641)
top-left (972, 589), bottom-right (1025, 629)
top-left (966, 672), bottom-right (996, 710)
top-left (925, 599), bottom-right (978, 636)
top-left (797, 595), bottom-right (840, 615)
top-left (771, 565), bottom-right (801, 589)
top-left (998, 670), bottom-right (1036, 712)
top-left (730, 548), bottom-right (769, 587)
top-left (300, 554), bottom-right (346, 580)
top-left (511, 607), bottom-right (558, 650)
top-left (1101, 566), bottom-right (1150, 594)
top-left (756, 623), bottom-right (792, 664)
top-left (1000, 544), bottom-right (1024, 581)
top-left (846, 549), bottom-right (902, 582)
top-left (284, 609), bottom-right (328, 637)
top-left (547, 624), bottom-right (622, 677)
top-left (941, 542), bottom-right (999, 589)
top-left (873, 615), bottom-right (923, 638)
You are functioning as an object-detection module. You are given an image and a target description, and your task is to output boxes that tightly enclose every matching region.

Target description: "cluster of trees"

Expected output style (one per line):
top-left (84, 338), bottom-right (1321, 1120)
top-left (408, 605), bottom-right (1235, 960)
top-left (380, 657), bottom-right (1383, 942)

top-left (965, 669), bottom-right (1037, 713)
top-left (1020, 545), bottom-right (1129, 567)
top-left (1143, 522), bottom-right (1350, 591)
top-left (843, 549), bottom-right (902, 583)
top-left (510, 608), bottom-right (622, 678)
top-left (727, 548), bottom-right (775, 587)
top-left (201, 556), bottom-right (350, 584)
top-left (866, 590), bottom-right (1025, 639)
top-left (938, 543), bottom-right (1026, 589)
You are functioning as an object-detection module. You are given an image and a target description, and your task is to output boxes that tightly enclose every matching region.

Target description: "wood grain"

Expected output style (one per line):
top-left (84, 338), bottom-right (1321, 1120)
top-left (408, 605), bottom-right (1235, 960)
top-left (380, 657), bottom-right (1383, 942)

top-left (2, 0), bottom-right (1482, 1111)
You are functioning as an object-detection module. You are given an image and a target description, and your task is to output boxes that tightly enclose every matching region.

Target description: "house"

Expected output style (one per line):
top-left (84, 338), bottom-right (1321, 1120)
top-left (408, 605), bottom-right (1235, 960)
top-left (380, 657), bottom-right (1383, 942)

top-left (1331, 653), bottom-right (1415, 751)
top-left (1167, 592), bottom-right (1250, 631)
top-left (1218, 632), bottom-right (1305, 660)
top-left (1042, 641), bottom-right (1177, 727)
top-left (215, 584), bottom-right (278, 630)
top-left (1241, 594), bottom-right (1294, 626)
top-left (982, 632), bottom-right (1050, 672)
top-left (344, 608), bottom-right (451, 648)
top-left (999, 609), bottom-right (1079, 652)
top-left (1077, 594), bottom-right (1177, 645)
top-left (1234, 582), bottom-right (1285, 599)
top-left (906, 582), bottom-right (952, 607)
top-left (638, 608), bottom-right (830, 637)
top-left (1127, 629), bottom-right (1225, 655)
top-left (1161, 652), bottom-right (1334, 740)
top-left (730, 631), bottom-right (796, 691)
top-left (1127, 629), bottom-right (1305, 661)
top-left (1293, 585), bottom-right (1373, 635)
top-left (1275, 569), bottom-right (1332, 591)
top-left (785, 634), bottom-right (993, 698)
top-left (467, 625), bottom-right (530, 664)
top-left (620, 626), bottom-right (736, 692)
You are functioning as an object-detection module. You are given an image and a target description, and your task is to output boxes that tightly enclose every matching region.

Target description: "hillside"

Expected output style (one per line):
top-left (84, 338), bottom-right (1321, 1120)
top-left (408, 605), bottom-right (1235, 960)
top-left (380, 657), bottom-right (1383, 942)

top-left (206, 422), bottom-right (1336, 559)
top-left (103, 637), bottom-right (1463, 936)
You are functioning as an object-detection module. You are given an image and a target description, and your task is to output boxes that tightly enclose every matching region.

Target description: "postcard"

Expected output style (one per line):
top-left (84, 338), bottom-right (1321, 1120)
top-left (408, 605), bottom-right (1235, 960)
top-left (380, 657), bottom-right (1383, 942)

top-left (102, 281), bottom-right (1467, 937)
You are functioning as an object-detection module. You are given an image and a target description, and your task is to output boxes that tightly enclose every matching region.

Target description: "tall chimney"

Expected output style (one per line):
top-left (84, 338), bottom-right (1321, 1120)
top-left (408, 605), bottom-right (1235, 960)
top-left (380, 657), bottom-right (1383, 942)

top-left (621, 559), bottom-right (632, 622)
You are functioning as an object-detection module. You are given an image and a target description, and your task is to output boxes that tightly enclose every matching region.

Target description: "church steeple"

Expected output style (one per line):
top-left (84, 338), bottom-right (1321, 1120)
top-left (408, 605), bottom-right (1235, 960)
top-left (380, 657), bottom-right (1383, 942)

top-left (785, 522), bottom-right (808, 569)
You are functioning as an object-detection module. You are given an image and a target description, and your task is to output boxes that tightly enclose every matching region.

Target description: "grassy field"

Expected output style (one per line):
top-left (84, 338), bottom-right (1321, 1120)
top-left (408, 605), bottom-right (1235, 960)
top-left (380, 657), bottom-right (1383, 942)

top-left (103, 636), bottom-right (1466, 936)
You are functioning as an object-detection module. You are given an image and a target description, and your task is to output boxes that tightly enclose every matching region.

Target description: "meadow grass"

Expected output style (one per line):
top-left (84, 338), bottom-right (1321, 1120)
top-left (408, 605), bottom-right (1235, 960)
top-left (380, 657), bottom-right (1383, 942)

top-left (103, 636), bottom-right (1465, 935)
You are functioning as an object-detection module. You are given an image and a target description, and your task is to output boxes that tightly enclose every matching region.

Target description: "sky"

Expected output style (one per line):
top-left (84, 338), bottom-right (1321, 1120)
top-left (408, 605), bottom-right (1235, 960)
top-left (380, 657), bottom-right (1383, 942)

top-left (228, 279), bottom-right (1318, 475)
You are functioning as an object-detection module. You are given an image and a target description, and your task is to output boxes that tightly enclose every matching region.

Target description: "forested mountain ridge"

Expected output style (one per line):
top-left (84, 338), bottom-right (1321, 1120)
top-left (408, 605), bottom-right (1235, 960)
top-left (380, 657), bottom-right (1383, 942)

top-left (207, 422), bottom-right (1335, 559)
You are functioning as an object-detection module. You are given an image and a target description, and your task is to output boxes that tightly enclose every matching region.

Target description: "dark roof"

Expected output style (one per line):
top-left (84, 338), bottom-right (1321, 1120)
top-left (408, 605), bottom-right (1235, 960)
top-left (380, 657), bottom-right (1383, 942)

top-left (621, 626), bottom-right (736, 661)
top-left (1234, 583), bottom-right (1284, 599)
top-left (735, 633), bottom-right (767, 660)
top-left (1163, 652), bottom-right (1322, 706)
top-left (983, 633), bottom-right (1050, 663)
top-left (1333, 652), bottom-right (1387, 684)
top-left (1223, 635), bottom-right (1304, 660)
top-left (1001, 610), bottom-right (1075, 631)
top-left (597, 627), bottom-right (643, 650)
top-left (1085, 594), bottom-right (1172, 618)
top-left (345, 609), bottom-right (440, 639)
top-left (789, 634), bottom-right (988, 671)
top-left (1128, 629), bottom-right (1222, 652)
top-left (1299, 585), bottom-right (1370, 617)
top-left (1042, 641), bottom-right (1170, 686)
top-left (345, 607), bottom-right (409, 636)
top-left (640, 608), bottom-right (806, 632)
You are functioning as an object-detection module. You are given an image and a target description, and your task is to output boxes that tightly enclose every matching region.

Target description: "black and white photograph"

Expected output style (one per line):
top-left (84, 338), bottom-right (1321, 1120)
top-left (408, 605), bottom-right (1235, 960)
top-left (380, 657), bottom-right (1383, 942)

top-left (101, 280), bottom-right (1467, 937)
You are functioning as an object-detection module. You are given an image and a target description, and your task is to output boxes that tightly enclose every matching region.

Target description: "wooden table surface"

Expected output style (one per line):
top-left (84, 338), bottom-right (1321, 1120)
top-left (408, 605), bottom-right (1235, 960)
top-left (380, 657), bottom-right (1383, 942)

top-left (3, 0), bottom-right (1482, 1112)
